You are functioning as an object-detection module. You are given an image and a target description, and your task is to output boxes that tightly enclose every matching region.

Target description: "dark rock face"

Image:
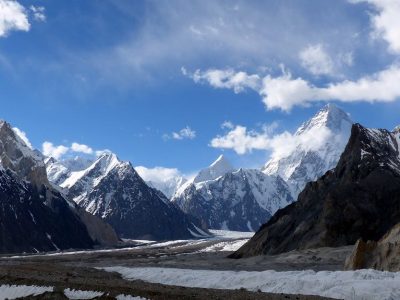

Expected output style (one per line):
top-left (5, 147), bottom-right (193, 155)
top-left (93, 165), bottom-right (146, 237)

top-left (231, 124), bottom-right (400, 258)
top-left (65, 153), bottom-right (209, 240)
top-left (0, 120), bottom-right (119, 253)
top-left (0, 170), bottom-right (94, 253)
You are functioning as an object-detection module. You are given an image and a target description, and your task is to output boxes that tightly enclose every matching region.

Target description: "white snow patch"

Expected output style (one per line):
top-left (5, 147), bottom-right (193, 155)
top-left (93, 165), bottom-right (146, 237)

top-left (116, 295), bottom-right (148, 300)
top-left (64, 288), bottom-right (103, 299)
top-left (101, 267), bottom-right (400, 300)
top-left (200, 239), bottom-right (249, 252)
top-left (0, 284), bottom-right (53, 299)
top-left (209, 229), bottom-right (254, 239)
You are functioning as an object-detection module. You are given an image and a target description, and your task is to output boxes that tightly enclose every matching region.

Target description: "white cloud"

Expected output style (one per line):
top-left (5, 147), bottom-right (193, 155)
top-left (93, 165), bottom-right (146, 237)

top-left (71, 142), bottom-right (93, 154)
top-left (42, 142), bottom-right (69, 159)
top-left (210, 125), bottom-right (269, 154)
top-left (164, 126), bottom-right (196, 140)
top-left (221, 121), bottom-right (234, 129)
top-left (135, 166), bottom-right (182, 183)
top-left (42, 141), bottom-right (103, 159)
top-left (184, 68), bottom-right (261, 93)
top-left (0, 0), bottom-right (30, 37)
top-left (188, 65), bottom-right (400, 111)
top-left (350, 0), bottom-right (400, 54)
top-left (260, 65), bottom-right (400, 111)
top-left (12, 127), bottom-right (33, 149)
top-left (29, 5), bottom-right (46, 22)
top-left (299, 44), bottom-right (334, 76)
top-left (210, 122), bottom-right (333, 159)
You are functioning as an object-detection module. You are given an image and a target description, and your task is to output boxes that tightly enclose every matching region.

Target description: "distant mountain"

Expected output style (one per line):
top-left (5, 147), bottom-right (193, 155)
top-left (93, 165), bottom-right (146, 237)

top-left (55, 152), bottom-right (209, 240)
top-left (192, 154), bottom-right (234, 183)
top-left (231, 123), bottom-right (400, 258)
top-left (172, 156), bottom-right (293, 231)
top-left (45, 156), bottom-right (94, 186)
top-left (0, 121), bottom-right (118, 254)
top-left (263, 104), bottom-right (353, 197)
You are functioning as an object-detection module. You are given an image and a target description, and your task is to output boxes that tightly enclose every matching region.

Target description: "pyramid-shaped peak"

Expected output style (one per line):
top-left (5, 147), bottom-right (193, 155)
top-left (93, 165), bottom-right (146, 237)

top-left (296, 103), bottom-right (353, 135)
top-left (210, 154), bottom-right (230, 167)
top-left (193, 155), bottom-right (233, 183)
top-left (94, 151), bottom-right (120, 168)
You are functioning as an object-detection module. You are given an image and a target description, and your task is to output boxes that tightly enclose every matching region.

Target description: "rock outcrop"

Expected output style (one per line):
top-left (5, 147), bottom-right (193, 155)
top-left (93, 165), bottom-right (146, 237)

top-left (345, 223), bottom-right (400, 272)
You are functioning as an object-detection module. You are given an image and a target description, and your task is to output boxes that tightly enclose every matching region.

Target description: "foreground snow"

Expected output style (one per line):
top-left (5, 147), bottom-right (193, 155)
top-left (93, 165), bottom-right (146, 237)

top-left (101, 267), bottom-right (400, 300)
top-left (0, 285), bottom-right (53, 299)
top-left (64, 288), bottom-right (103, 299)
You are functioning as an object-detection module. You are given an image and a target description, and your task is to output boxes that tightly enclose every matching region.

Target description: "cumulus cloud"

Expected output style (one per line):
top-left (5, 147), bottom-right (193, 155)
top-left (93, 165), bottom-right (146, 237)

top-left (12, 127), bottom-right (33, 149)
top-left (210, 122), bottom-right (333, 159)
top-left (187, 64), bottom-right (400, 111)
top-left (42, 142), bottom-right (69, 159)
top-left (350, 0), bottom-right (400, 54)
top-left (42, 141), bottom-right (101, 159)
top-left (71, 142), bottom-right (93, 154)
top-left (135, 166), bottom-right (182, 183)
top-left (260, 65), bottom-right (400, 111)
top-left (164, 126), bottom-right (196, 140)
top-left (0, 0), bottom-right (30, 37)
top-left (299, 44), bottom-right (334, 76)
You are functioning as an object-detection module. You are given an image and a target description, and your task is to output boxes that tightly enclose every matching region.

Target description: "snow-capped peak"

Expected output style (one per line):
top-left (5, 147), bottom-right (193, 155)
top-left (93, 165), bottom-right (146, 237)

top-left (296, 103), bottom-right (352, 135)
top-left (393, 125), bottom-right (400, 135)
top-left (60, 151), bottom-right (121, 189)
top-left (193, 155), bottom-right (233, 183)
top-left (263, 104), bottom-right (353, 198)
top-left (0, 120), bottom-right (48, 187)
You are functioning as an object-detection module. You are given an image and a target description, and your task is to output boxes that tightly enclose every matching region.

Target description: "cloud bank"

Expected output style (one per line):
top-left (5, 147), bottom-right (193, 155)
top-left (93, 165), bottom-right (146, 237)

top-left (135, 166), bottom-right (182, 183)
top-left (210, 122), bottom-right (333, 160)
top-left (42, 141), bottom-right (99, 159)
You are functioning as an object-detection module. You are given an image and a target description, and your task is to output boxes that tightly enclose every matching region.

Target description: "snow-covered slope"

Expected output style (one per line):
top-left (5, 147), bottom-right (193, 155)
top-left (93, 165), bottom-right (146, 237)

top-left (45, 157), bottom-right (70, 186)
top-left (263, 104), bottom-right (353, 198)
top-left (192, 154), bottom-right (233, 183)
top-left (172, 156), bottom-right (293, 231)
top-left (60, 152), bottom-right (209, 240)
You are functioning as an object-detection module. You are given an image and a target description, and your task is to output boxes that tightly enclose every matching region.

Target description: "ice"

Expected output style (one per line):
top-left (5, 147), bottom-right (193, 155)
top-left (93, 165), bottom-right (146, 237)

top-left (116, 295), bottom-right (148, 300)
top-left (0, 284), bottom-right (53, 300)
top-left (64, 288), bottom-right (103, 299)
top-left (101, 267), bottom-right (400, 300)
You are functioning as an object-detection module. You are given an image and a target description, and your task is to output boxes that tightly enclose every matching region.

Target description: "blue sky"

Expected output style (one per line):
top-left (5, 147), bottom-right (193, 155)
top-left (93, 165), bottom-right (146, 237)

top-left (1, 0), bottom-right (400, 176)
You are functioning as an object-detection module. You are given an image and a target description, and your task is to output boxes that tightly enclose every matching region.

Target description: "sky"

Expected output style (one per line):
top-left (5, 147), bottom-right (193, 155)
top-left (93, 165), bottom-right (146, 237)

top-left (1, 0), bottom-right (400, 178)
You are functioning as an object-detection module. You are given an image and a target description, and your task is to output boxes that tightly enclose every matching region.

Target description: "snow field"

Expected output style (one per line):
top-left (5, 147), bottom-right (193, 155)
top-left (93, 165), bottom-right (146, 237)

top-left (101, 267), bottom-right (400, 300)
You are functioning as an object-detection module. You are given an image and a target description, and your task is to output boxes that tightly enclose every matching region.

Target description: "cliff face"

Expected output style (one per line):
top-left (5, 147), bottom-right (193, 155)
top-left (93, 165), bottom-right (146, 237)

top-left (0, 121), bottom-right (119, 254)
top-left (231, 124), bottom-right (400, 258)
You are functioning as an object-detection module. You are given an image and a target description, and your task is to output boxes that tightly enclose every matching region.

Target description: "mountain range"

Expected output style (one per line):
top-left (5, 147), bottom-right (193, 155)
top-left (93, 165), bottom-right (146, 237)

top-left (0, 103), bottom-right (387, 255)
top-left (46, 152), bottom-right (209, 240)
top-left (169, 104), bottom-right (353, 231)
top-left (172, 155), bottom-right (293, 231)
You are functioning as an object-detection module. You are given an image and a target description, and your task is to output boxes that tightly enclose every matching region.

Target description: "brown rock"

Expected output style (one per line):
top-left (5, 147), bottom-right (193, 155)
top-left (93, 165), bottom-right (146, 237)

top-left (345, 223), bottom-right (400, 271)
